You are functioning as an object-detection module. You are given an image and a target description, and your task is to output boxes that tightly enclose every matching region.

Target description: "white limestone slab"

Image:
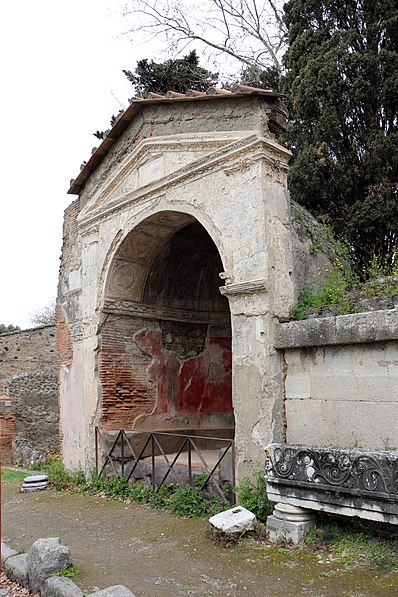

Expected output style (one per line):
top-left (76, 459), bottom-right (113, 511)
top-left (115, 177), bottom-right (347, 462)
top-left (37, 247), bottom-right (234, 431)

top-left (24, 474), bottom-right (49, 483)
top-left (209, 506), bottom-right (257, 534)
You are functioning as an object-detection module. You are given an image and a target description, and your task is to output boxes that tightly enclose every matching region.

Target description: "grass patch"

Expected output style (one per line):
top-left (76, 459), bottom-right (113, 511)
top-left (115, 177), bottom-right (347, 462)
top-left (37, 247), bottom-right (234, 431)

top-left (50, 566), bottom-right (80, 578)
top-left (301, 515), bottom-right (398, 573)
top-left (1, 467), bottom-right (29, 483)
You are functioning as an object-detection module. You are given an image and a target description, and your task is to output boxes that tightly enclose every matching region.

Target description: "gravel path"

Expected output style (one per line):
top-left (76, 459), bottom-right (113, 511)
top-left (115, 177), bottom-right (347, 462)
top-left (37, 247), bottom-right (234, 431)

top-left (0, 572), bottom-right (38, 597)
top-left (3, 481), bottom-right (398, 597)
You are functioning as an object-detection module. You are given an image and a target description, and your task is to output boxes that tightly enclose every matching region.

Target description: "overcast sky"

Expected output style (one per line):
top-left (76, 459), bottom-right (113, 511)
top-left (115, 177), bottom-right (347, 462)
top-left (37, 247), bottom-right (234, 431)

top-left (1, 0), bottom-right (158, 328)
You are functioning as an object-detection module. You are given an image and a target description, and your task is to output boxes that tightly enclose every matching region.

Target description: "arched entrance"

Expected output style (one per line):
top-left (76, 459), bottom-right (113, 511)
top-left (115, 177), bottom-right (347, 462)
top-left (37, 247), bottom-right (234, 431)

top-left (99, 211), bottom-right (234, 442)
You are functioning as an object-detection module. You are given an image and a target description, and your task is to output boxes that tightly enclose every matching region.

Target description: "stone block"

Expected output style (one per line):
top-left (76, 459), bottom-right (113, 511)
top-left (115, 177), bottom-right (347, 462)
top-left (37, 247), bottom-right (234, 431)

top-left (3, 554), bottom-right (29, 588)
top-left (42, 576), bottom-right (84, 597)
top-left (27, 538), bottom-right (72, 594)
top-left (87, 586), bottom-right (136, 597)
top-left (285, 399), bottom-right (398, 450)
top-left (209, 506), bottom-right (257, 534)
top-left (266, 503), bottom-right (316, 544)
top-left (266, 514), bottom-right (314, 544)
top-left (285, 370), bottom-right (310, 399)
top-left (1, 540), bottom-right (18, 569)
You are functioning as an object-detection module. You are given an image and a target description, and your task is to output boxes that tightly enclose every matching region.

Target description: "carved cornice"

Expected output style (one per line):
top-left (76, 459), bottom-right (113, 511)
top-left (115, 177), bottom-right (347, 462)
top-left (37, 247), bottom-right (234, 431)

top-left (87, 132), bottom-right (243, 211)
top-left (266, 443), bottom-right (398, 502)
top-left (78, 133), bottom-right (291, 229)
top-left (220, 279), bottom-right (268, 296)
top-left (102, 299), bottom-right (230, 324)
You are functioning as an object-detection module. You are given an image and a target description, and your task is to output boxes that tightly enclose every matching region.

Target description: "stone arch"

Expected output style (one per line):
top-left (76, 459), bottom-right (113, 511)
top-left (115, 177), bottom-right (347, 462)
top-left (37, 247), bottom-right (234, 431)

top-left (99, 210), bottom-right (234, 441)
top-left (101, 209), bottom-right (230, 306)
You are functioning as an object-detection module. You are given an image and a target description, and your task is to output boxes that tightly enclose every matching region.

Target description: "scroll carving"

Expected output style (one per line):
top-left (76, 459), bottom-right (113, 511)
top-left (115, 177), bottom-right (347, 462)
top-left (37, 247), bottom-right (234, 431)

top-left (266, 444), bottom-right (398, 500)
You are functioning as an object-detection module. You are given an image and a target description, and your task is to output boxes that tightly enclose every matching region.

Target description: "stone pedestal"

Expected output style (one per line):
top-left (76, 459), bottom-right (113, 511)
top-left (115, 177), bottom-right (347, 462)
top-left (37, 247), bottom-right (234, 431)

top-left (266, 502), bottom-right (316, 544)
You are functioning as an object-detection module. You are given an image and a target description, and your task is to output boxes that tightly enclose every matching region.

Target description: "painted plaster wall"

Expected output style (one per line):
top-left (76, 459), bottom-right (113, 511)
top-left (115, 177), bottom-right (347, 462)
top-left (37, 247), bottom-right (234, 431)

top-left (100, 315), bottom-right (232, 432)
top-left (275, 310), bottom-right (398, 450)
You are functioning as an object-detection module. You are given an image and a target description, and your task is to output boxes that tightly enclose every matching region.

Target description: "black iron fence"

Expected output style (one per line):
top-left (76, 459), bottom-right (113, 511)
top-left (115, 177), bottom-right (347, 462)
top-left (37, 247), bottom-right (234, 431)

top-left (95, 427), bottom-right (235, 504)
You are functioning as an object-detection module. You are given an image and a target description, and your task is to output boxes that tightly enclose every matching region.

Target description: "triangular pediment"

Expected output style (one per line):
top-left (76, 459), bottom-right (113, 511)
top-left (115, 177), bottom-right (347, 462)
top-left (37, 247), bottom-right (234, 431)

top-left (78, 131), bottom-right (256, 223)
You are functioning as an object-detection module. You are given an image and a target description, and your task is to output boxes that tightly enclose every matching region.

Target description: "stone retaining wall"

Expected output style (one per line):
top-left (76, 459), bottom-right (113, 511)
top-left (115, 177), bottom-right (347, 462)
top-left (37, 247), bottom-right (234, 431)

top-left (275, 308), bottom-right (398, 451)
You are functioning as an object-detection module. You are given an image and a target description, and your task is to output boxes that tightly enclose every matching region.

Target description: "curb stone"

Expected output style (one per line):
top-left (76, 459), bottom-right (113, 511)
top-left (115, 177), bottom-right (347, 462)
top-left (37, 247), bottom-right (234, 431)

top-left (1, 540), bottom-right (136, 597)
top-left (28, 537), bottom-right (72, 595)
top-left (1, 541), bottom-right (18, 570)
top-left (87, 586), bottom-right (136, 597)
top-left (3, 553), bottom-right (29, 588)
top-left (41, 576), bottom-right (84, 597)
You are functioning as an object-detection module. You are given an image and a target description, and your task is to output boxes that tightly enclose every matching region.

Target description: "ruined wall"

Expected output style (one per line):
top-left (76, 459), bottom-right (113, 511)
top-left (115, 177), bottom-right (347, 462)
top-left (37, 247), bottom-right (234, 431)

top-left (0, 396), bottom-right (16, 462)
top-left (100, 314), bottom-right (232, 433)
top-left (289, 201), bottom-right (340, 300)
top-left (275, 309), bottom-right (398, 450)
top-left (0, 326), bottom-right (58, 460)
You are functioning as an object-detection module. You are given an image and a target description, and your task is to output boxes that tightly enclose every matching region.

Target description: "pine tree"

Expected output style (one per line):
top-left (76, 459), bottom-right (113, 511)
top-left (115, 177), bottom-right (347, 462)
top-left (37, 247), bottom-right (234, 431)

top-left (283, 0), bottom-right (398, 269)
top-left (123, 50), bottom-right (219, 97)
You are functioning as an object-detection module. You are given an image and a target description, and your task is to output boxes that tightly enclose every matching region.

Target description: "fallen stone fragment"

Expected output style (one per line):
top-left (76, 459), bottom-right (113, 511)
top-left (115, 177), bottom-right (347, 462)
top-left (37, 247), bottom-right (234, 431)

top-left (41, 576), bottom-right (84, 597)
top-left (87, 586), bottom-right (136, 597)
top-left (27, 538), bottom-right (72, 594)
top-left (209, 506), bottom-right (257, 534)
top-left (3, 554), bottom-right (29, 588)
top-left (1, 541), bottom-right (18, 569)
top-left (21, 474), bottom-right (49, 492)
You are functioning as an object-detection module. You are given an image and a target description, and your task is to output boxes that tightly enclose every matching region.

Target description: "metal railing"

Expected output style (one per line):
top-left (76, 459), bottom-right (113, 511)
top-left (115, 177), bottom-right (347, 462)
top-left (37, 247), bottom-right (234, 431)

top-left (95, 427), bottom-right (235, 503)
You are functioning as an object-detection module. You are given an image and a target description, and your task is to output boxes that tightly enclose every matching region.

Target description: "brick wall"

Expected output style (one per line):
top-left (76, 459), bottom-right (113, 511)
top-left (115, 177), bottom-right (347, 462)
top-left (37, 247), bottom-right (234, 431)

top-left (100, 315), bottom-right (157, 429)
top-left (56, 306), bottom-right (73, 371)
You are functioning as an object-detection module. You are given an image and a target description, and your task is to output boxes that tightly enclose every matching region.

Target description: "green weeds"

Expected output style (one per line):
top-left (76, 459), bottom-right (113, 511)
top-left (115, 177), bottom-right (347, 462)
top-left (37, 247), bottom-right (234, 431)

top-left (40, 451), bottom-right (72, 491)
top-left (290, 253), bottom-right (398, 320)
top-left (233, 470), bottom-right (273, 523)
top-left (302, 516), bottom-right (398, 573)
top-left (62, 469), bottom-right (228, 518)
top-left (50, 566), bottom-right (80, 578)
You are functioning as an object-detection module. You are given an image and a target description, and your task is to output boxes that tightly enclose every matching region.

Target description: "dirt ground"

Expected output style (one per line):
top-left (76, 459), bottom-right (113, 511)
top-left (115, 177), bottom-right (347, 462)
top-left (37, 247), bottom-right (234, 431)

top-left (2, 481), bottom-right (398, 597)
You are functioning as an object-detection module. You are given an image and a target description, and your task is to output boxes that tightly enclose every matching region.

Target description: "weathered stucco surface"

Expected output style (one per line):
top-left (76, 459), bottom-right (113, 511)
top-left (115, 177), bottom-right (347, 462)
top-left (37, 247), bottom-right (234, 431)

top-left (58, 95), bottom-right (297, 475)
top-left (59, 92), bottom-right (379, 478)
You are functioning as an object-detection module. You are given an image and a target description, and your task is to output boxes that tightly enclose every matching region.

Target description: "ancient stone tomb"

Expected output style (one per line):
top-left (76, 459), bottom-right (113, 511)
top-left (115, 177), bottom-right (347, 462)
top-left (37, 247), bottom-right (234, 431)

top-left (58, 90), bottom-right (294, 475)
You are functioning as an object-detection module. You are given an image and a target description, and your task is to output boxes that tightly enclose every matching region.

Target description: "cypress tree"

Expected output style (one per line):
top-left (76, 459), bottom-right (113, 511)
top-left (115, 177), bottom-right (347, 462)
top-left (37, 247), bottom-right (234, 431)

top-left (283, 0), bottom-right (398, 269)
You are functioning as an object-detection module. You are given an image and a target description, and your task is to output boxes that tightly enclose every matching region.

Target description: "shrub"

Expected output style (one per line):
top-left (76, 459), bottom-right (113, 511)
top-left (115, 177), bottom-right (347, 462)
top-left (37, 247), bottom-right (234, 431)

top-left (290, 253), bottom-right (398, 320)
top-left (168, 485), bottom-right (208, 517)
top-left (44, 452), bottom-right (71, 491)
top-left (234, 470), bottom-right (273, 523)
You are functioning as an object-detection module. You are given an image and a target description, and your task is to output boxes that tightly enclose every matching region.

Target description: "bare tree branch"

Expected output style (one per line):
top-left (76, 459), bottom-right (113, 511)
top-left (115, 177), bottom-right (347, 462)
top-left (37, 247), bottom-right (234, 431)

top-left (121, 0), bottom-right (287, 77)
